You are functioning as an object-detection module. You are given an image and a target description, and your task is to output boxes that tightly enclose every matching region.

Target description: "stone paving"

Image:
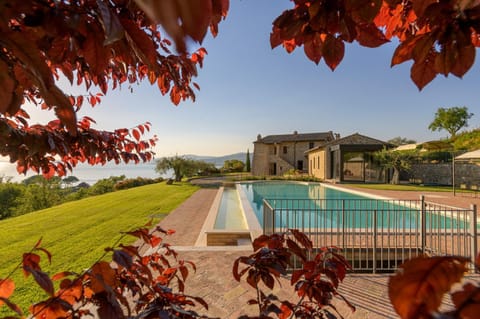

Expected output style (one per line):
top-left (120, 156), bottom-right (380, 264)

top-left (156, 181), bottom-right (480, 319)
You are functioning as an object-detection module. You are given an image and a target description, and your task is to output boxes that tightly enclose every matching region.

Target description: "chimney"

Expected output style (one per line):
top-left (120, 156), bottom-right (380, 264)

top-left (335, 133), bottom-right (341, 139)
top-left (257, 134), bottom-right (262, 141)
top-left (293, 130), bottom-right (298, 135)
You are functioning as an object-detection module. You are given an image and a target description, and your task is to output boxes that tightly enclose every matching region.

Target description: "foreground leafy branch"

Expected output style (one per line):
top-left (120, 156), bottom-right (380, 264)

top-left (0, 222), bottom-right (210, 319)
top-left (233, 229), bottom-right (355, 319)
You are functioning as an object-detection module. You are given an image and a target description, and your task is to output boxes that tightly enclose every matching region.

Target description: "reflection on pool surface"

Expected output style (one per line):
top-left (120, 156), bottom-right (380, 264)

top-left (214, 187), bottom-right (247, 229)
top-left (240, 181), bottom-right (372, 222)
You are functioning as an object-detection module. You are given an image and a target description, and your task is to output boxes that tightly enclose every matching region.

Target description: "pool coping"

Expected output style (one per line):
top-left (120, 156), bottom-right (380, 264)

top-left (194, 185), bottom-right (262, 247)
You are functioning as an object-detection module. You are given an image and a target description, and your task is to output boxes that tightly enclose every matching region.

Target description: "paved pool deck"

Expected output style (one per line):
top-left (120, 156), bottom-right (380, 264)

top-left (155, 180), bottom-right (480, 318)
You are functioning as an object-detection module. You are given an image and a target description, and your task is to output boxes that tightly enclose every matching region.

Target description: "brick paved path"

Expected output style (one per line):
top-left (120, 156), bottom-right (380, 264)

top-left (156, 182), bottom-right (479, 318)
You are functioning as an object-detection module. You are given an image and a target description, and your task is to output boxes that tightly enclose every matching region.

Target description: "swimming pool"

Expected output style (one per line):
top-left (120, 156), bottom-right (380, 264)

top-left (236, 181), bottom-right (477, 272)
top-left (239, 181), bottom-right (462, 229)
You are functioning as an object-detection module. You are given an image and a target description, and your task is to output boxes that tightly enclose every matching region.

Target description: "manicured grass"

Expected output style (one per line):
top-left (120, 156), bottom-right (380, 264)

top-left (342, 183), bottom-right (453, 192)
top-left (0, 181), bottom-right (199, 315)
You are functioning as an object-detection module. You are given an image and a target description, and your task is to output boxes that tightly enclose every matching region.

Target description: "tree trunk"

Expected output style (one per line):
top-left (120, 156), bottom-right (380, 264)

top-left (174, 168), bottom-right (182, 182)
top-left (390, 168), bottom-right (400, 184)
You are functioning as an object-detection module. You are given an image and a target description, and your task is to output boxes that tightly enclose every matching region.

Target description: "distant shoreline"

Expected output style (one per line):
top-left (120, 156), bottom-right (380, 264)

top-left (0, 161), bottom-right (169, 184)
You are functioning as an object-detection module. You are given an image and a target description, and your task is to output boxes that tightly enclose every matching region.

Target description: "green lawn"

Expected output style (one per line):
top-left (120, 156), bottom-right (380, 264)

top-left (0, 181), bottom-right (199, 316)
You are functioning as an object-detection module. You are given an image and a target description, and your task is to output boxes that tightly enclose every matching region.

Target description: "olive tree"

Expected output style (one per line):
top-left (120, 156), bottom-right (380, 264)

top-left (375, 148), bottom-right (417, 184)
top-left (428, 107), bottom-right (474, 139)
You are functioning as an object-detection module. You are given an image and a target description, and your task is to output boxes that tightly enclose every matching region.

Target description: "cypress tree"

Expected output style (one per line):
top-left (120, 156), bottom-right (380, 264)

top-left (245, 149), bottom-right (251, 172)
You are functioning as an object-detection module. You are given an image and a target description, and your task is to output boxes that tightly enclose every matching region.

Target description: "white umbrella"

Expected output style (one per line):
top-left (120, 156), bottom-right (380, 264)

top-left (455, 149), bottom-right (480, 160)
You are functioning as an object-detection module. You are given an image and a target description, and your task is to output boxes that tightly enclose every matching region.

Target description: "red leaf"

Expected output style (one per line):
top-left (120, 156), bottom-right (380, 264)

top-left (132, 129), bottom-right (141, 141)
top-left (252, 234), bottom-right (272, 251)
top-left (304, 33), bottom-right (323, 65)
top-left (49, 85), bottom-right (77, 135)
top-left (52, 271), bottom-right (76, 281)
top-left (76, 95), bottom-right (84, 108)
top-left (0, 59), bottom-right (15, 114)
top-left (261, 272), bottom-right (275, 289)
top-left (289, 229), bottom-right (313, 250)
top-left (0, 279), bottom-right (15, 305)
top-left (96, 0), bottom-right (125, 45)
top-left (149, 235), bottom-right (162, 248)
top-left (163, 267), bottom-right (177, 276)
top-left (22, 253), bottom-right (41, 277)
top-left (451, 282), bottom-right (480, 318)
top-left (179, 265), bottom-right (189, 281)
top-left (322, 34), bottom-right (345, 71)
top-left (121, 17), bottom-right (158, 67)
top-left (30, 300), bottom-right (70, 319)
top-left (56, 279), bottom-right (83, 305)
top-left (412, 0), bottom-right (437, 17)
top-left (30, 269), bottom-right (55, 296)
top-left (82, 24), bottom-right (109, 76)
top-left (0, 296), bottom-right (23, 316)
top-left (451, 43), bottom-right (475, 78)
top-left (291, 269), bottom-right (305, 285)
top-left (34, 237), bottom-right (43, 249)
top-left (411, 54), bottom-right (437, 90)
top-left (177, 0), bottom-right (213, 43)
top-left (232, 257), bottom-right (246, 282)
top-left (355, 22), bottom-right (389, 48)
top-left (36, 247), bottom-right (52, 264)
top-left (349, 0), bottom-right (383, 23)
top-left (270, 28), bottom-right (283, 49)
top-left (113, 250), bottom-right (133, 269)
top-left (90, 261), bottom-right (117, 293)
top-left (279, 302), bottom-right (293, 319)
top-left (434, 43), bottom-right (456, 76)
top-left (391, 36), bottom-right (421, 66)
top-left (412, 34), bottom-right (436, 63)
top-left (89, 95), bottom-right (97, 106)
top-left (287, 239), bottom-right (307, 261)
top-left (388, 256), bottom-right (469, 319)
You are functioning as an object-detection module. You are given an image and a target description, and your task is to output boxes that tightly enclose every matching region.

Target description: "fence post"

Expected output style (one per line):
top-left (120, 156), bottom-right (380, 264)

top-left (470, 204), bottom-right (477, 271)
top-left (342, 199), bottom-right (346, 248)
top-left (263, 199), bottom-right (274, 235)
top-left (373, 209), bottom-right (377, 274)
top-left (420, 195), bottom-right (426, 254)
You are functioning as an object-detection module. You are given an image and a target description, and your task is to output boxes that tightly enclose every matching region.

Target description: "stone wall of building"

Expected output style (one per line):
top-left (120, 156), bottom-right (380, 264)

top-left (252, 143), bottom-right (271, 176)
top-left (408, 163), bottom-right (480, 186)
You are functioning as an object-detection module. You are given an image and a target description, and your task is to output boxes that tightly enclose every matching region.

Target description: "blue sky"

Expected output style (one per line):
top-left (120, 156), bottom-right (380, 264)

top-left (19, 1), bottom-right (480, 158)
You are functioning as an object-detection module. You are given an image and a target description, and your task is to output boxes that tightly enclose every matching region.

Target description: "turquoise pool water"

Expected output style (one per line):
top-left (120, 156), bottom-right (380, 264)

top-left (239, 182), bottom-right (463, 229)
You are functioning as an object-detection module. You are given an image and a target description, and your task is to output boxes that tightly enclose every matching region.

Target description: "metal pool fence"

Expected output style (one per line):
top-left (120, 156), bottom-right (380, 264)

top-left (263, 196), bottom-right (478, 272)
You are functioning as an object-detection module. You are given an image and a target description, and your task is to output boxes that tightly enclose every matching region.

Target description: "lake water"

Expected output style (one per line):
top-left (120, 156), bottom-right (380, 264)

top-left (0, 161), bottom-right (171, 184)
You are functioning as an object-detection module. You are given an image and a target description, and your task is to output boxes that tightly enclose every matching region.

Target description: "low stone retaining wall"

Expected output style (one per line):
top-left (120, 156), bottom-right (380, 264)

top-left (407, 163), bottom-right (480, 186)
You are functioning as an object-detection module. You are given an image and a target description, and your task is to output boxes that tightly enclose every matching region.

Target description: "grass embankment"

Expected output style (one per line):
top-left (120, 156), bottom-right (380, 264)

top-left (0, 181), bottom-right (199, 316)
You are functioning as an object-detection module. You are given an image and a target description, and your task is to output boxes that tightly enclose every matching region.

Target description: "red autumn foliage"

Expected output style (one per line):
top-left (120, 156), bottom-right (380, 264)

top-left (271, 0), bottom-right (480, 90)
top-left (233, 229), bottom-right (354, 318)
top-left (0, 0), bottom-right (227, 178)
top-left (0, 224), bottom-right (209, 319)
top-left (389, 255), bottom-right (480, 319)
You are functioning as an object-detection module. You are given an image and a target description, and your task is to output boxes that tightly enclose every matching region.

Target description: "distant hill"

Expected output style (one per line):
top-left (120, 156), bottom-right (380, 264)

top-left (185, 152), bottom-right (251, 167)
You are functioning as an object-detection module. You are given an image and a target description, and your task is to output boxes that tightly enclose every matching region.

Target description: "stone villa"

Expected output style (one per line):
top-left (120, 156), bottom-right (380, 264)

top-left (252, 131), bottom-right (336, 176)
top-left (252, 131), bottom-right (390, 183)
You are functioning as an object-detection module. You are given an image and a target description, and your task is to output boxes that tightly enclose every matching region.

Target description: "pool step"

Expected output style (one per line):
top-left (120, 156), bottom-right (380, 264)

top-left (206, 230), bottom-right (252, 246)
